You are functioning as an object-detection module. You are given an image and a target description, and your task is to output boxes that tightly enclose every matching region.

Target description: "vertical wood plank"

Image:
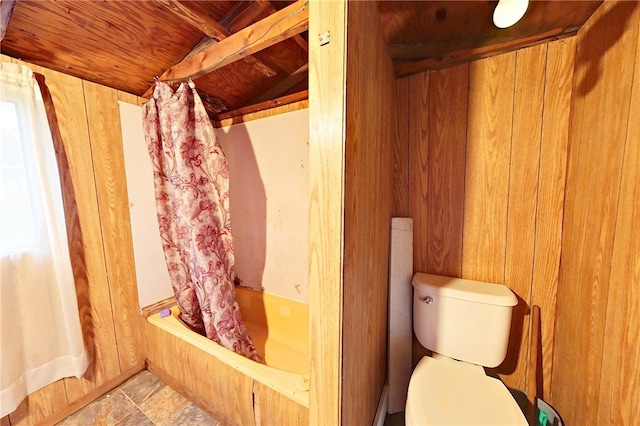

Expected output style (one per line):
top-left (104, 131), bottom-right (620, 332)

top-left (117, 90), bottom-right (145, 106)
top-left (531, 37), bottom-right (576, 402)
top-left (341, 1), bottom-right (396, 423)
top-left (393, 77), bottom-right (410, 217)
top-left (552, 2), bottom-right (638, 423)
top-left (307, 0), bottom-right (346, 424)
top-left (597, 35), bottom-right (640, 426)
top-left (145, 324), bottom-right (255, 426)
top-left (596, 5), bottom-right (640, 424)
top-left (253, 382), bottom-right (309, 426)
top-left (8, 382), bottom-right (67, 426)
top-left (408, 72), bottom-right (429, 273)
top-left (83, 81), bottom-right (144, 371)
top-left (500, 43), bottom-right (547, 391)
top-left (426, 64), bottom-right (468, 277)
top-left (463, 53), bottom-right (516, 283)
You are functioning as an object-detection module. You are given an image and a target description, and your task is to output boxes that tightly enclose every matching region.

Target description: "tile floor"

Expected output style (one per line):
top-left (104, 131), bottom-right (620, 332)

top-left (58, 369), bottom-right (406, 426)
top-left (57, 370), bottom-right (220, 426)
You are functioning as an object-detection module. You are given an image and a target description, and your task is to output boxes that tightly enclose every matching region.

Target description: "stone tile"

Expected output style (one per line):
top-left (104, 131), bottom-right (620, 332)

top-left (114, 408), bottom-right (155, 426)
top-left (166, 403), bottom-right (220, 426)
top-left (118, 370), bottom-right (165, 405)
top-left (136, 384), bottom-right (190, 426)
top-left (57, 391), bottom-right (136, 426)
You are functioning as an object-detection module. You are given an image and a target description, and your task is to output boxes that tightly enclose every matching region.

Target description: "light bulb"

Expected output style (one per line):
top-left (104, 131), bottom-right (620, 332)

top-left (493, 0), bottom-right (529, 28)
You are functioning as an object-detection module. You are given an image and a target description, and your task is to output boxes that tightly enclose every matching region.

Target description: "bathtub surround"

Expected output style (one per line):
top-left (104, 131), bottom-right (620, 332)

top-left (123, 107), bottom-right (309, 308)
top-left (144, 286), bottom-right (310, 425)
top-left (216, 109), bottom-right (309, 303)
top-left (0, 62), bottom-right (87, 417)
top-left (142, 80), bottom-right (258, 361)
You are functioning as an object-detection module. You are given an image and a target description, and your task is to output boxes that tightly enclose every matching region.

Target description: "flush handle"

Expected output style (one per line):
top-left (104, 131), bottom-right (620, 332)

top-left (419, 296), bottom-right (434, 304)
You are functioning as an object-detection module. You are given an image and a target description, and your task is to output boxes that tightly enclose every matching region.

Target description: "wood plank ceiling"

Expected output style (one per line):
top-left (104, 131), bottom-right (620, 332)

top-left (0, 0), bottom-right (602, 119)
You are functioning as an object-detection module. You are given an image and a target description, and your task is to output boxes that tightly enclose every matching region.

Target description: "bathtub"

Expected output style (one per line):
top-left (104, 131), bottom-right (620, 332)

top-left (145, 287), bottom-right (309, 425)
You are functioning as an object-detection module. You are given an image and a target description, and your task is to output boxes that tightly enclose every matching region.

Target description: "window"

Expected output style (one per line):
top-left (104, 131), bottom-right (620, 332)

top-left (1, 62), bottom-right (87, 418)
top-left (0, 99), bottom-right (36, 252)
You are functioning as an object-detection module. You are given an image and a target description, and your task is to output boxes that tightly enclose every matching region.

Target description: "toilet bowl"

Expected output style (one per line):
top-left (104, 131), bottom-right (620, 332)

top-left (406, 273), bottom-right (527, 426)
top-left (406, 355), bottom-right (526, 425)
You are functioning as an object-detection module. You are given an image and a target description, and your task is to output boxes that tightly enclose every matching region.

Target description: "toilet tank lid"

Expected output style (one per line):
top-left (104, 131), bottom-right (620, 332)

top-left (412, 273), bottom-right (518, 306)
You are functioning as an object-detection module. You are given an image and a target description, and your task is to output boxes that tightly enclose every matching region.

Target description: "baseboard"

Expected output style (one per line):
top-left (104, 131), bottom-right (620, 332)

top-left (39, 363), bottom-right (145, 426)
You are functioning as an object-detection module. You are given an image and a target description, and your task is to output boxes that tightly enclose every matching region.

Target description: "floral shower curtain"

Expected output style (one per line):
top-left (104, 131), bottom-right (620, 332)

top-left (142, 80), bottom-right (259, 361)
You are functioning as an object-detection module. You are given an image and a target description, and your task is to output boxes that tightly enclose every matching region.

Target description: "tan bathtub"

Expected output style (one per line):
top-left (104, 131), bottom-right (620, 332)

top-left (146, 287), bottom-right (309, 425)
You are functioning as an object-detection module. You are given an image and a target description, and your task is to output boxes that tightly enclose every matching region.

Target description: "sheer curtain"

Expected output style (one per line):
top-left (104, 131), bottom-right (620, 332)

top-left (0, 62), bottom-right (87, 417)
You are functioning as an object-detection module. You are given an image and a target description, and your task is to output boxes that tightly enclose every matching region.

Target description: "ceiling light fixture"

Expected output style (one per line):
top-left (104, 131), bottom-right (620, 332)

top-left (493, 0), bottom-right (529, 28)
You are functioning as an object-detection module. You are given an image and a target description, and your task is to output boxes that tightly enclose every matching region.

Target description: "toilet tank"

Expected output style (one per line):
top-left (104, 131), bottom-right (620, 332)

top-left (412, 273), bottom-right (518, 368)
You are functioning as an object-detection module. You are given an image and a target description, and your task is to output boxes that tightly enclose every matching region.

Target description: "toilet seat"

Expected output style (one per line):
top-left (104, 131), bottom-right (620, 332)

top-left (406, 356), bottom-right (527, 425)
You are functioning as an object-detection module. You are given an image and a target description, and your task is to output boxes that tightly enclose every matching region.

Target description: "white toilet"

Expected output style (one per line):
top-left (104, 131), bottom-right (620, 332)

top-left (406, 273), bottom-right (528, 425)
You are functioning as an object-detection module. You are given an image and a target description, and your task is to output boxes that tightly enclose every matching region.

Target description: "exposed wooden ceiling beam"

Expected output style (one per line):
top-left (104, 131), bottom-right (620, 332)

top-left (160, 0), bottom-right (276, 78)
top-left (216, 90), bottom-right (308, 125)
top-left (0, 0), bottom-right (16, 41)
top-left (251, 63), bottom-right (308, 104)
top-left (183, 37), bottom-right (276, 78)
top-left (220, 1), bottom-right (269, 33)
top-left (155, 0), bottom-right (308, 85)
top-left (262, 0), bottom-right (308, 52)
top-left (159, 0), bottom-right (229, 41)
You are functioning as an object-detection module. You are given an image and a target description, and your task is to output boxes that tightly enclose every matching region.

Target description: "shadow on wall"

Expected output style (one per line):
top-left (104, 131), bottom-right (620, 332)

top-left (217, 123), bottom-right (267, 294)
top-left (575, 1), bottom-right (639, 97)
top-left (35, 74), bottom-right (97, 380)
top-left (494, 294), bottom-right (529, 388)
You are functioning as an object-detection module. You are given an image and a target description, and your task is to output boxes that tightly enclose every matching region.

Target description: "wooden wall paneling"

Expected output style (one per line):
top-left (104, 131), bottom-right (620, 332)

top-left (145, 324), bottom-right (255, 426)
top-left (216, 99), bottom-right (308, 128)
top-left (462, 53), bottom-right (516, 284)
top-left (117, 90), bottom-right (145, 107)
top-left (551, 24), bottom-right (605, 423)
top-left (341, 12), bottom-right (368, 420)
top-left (33, 67), bottom-right (120, 402)
top-left (8, 381), bottom-right (68, 426)
top-left (597, 17), bottom-right (640, 423)
top-left (499, 44), bottom-right (547, 391)
top-left (426, 64), bottom-right (469, 277)
top-left (341, 1), bottom-right (396, 423)
top-left (408, 72), bottom-right (429, 273)
top-left (530, 37), bottom-right (576, 402)
top-left (552, 2), bottom-right (638, 423)
top-left (307, 0), bottom-right (346, 424)
top-left (252, 382), bottom-right (309, 426)
top-left (83, 81), bottom-right (145, 371)
top-left (393, 77), bottom-right (410, 217)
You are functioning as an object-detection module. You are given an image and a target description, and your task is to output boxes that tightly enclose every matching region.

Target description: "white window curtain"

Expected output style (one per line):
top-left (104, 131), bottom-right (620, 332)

top-left (0, 62), bottom-right (87, 417)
